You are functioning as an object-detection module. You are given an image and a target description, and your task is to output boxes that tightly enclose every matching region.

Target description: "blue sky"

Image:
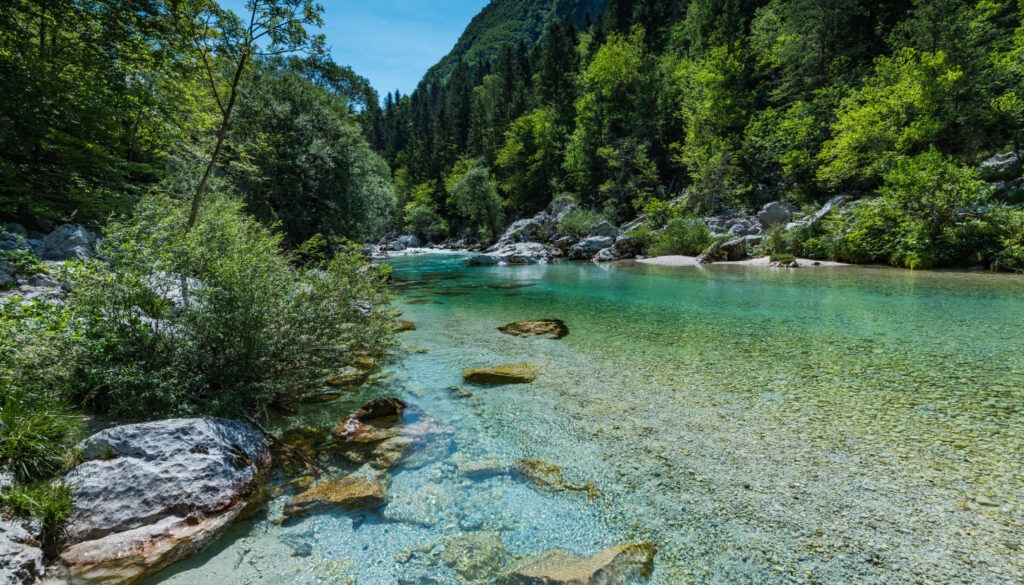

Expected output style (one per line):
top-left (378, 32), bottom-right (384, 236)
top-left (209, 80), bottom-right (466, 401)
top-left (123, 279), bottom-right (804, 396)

top-left (219, 0), bottom-right (489, 96)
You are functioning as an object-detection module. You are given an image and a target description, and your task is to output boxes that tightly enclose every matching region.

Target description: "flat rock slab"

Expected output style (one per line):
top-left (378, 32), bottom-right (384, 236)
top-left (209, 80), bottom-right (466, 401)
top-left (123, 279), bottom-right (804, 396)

top-left (463, 364), bottom-right (538, 385)
top-left (283, 475), bottom-right (388, 516)
top-left (502, 543), bottom-right (656, 585)
top-left (499, 320), bottom-right (568, 339)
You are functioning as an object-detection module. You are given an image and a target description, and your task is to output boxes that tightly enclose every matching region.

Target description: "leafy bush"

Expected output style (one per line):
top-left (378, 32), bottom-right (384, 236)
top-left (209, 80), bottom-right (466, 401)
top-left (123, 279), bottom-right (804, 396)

top-left (0, 249), bottom-right (45, 278)
top-left (646, 217), bottom-right (713, 256)
top-left (822, 149), bottom-right (994, 268)
top-left (556, 208), bottom-right (605, 239)
top-left (992, 208), bottom-right (1024, 272)
top-left (0, 482), bottom-right (74, 544)
top-left (64, 189), bottom-right (396, 418)
top-left (640, 198), bottom-right (683, 229)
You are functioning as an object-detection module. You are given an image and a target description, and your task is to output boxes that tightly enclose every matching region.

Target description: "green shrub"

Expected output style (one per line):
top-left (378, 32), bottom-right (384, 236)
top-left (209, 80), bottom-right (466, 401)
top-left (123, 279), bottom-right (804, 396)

top-left (647, 217), bottom-right (713, 256)
top-left (0, 249), bottom-right (45, 278)
top-left (993, 208), bottom-right (1024, 271)
top-left (0, 482), bottom-right (74, 541)
top-left (640, 198), bottom-right (683, 229)
top-left (65, 189), bottom-right (396, 419)
top-left (821, 149), bottom-right (995, 268)
top-left (557, 208), bottom-right (605, 239)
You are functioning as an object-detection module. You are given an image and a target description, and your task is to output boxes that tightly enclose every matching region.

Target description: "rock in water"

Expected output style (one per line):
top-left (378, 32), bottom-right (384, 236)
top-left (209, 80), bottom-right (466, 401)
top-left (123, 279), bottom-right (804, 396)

top-left (283, 475), bottom-right (388, 516)
top-left (501, 542), bottom-right (657, 585)
top-left (440, 532), bottom-right (513, 581)
top-left (470, 242), bottom-right (551, 265)
top-left (57, 418), bottom-right (271, 585)
top-left (463, 364), bottom-right (539, 385)
top-left (498, 319), bottom-right (568, 339)
top-left (0, 516), bottom-right (45, 585)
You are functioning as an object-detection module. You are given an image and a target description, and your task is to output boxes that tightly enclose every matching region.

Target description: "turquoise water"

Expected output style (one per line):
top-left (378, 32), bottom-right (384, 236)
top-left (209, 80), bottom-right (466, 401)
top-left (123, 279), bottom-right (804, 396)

top-left (151, 253), bottom-right (1024, 584)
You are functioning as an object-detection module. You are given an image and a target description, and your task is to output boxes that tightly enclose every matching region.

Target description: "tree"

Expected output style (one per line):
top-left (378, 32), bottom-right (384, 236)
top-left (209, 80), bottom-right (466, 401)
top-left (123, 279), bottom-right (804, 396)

top-left (182, 0), bottom-right (325, 231)
top-left (817, 49), bottom-right (963, 189)
top-left (496, 107), bottom-right (567, 214)
top-left (448, 163), bottom-right (505, 243)
top-left (229, 61), bottom-right (395, 245)
top-left (565, 27), bottom-right (658, 218)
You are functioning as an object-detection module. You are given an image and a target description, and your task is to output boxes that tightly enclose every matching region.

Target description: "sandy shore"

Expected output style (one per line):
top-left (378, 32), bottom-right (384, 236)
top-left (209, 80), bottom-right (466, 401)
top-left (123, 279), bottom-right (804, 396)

top-left (635, 255), bottom-right (849, 267)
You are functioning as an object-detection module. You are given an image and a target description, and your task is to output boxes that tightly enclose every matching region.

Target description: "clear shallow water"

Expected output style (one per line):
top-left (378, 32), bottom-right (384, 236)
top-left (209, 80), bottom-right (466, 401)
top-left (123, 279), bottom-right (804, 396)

top-left (150, 255), bottom-right (1024, 585)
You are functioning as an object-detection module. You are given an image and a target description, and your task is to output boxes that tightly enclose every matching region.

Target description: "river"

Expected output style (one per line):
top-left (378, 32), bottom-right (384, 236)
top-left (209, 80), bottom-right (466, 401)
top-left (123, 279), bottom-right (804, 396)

top-left (148, 252), bottom-right (1024, 584)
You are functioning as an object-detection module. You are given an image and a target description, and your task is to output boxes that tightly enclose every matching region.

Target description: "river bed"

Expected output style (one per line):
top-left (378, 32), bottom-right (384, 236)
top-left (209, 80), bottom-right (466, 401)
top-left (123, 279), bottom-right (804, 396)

top-left (147, 253), bottom-right (1024, 584)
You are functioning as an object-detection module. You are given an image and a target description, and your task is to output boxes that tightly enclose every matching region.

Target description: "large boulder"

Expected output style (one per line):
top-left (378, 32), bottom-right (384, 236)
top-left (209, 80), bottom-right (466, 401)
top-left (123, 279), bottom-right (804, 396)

top-left (588, 221), bottom-right (621, 240)
top-left (501, 542), bottom-right (656, 585)
top-left (57, 418), bottom-right (271, 585)
top-left (398, 234), bottom-right (421, 248)
top-left (470, 243), bottom-right (551, 266)
top-left (611, 236), bottom-right (643, 259)
top-left (0, 516), bottom-right (45, 585)
top-left (756, 202), bottom-right (791, 228)
top-left (36, 224), bottom-right (96, 261)
top-left (697, 235), bottom-right (762, 264)
top-left (568, 236), bottom-right (614, 261)
top-left (493, 213), bottom-right (556, 249)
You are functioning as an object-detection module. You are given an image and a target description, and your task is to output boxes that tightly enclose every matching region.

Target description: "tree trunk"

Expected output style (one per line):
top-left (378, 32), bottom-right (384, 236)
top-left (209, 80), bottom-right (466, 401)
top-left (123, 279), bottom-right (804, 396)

top-left (187, 53), bottom-right (248, 232)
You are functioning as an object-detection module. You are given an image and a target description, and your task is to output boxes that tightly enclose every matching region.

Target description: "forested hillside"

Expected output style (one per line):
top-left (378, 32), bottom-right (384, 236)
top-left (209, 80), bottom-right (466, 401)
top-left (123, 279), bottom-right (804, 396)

top-left (368, 0), bottom-right (1024, 268)
top-left (0, 0), bottom-right (394, 244)
top-left (423, 0), bottom-right (607, 86)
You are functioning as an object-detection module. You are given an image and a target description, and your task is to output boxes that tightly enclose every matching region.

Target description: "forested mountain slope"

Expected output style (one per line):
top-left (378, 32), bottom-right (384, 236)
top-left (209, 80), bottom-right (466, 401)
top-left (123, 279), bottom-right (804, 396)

top-left (367, 0), bottom-right (1024, 270)
top-left (423, 0), bottom-right (607, 86)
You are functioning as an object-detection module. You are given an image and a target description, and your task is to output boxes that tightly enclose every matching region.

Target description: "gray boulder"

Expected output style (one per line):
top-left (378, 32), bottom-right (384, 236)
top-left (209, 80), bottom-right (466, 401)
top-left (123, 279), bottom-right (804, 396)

top-left (493, 213), bottom-right (556, 249)
top-left (611, 236), bottom-right (643, 259)
top-left (756, 202), bottom-right (791, 228)
top-left (470, 243), bottom-right (551, 266)
top-left (36, 224), bottom-right (96, 261)
top-left (589, 221), bottom-right (622, 240)
top-left (57, 418), bottom-right (271, 585)
top-left (398, 235), bottom-right (421, 248)
top-left (0, 262), bottom-right (14, 290)
top-left (5, 223), bottom-right (28, 238)
top-left (0, 516), bottom-right (44, 585)
top-left (551, 236), bottom-right (576, 257)
top-left (804, 195), bottom-right (848, 229)
top-left (592, 247), bottom-right (619, 263)
top-left (0, 233), bottom-right (31, 253)
top-left (697, 235), bottom-right (762, 264)
top-left (568, 236), bottom-right (614, 261)
top-left (548, 196), bottom-right (576, 217)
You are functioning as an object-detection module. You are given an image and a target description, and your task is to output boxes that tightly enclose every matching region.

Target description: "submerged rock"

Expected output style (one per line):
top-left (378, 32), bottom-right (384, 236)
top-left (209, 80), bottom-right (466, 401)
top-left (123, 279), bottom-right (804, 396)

top-left (498, 319), bottom-right (568, 339)
top-left (332, 398), bottom-right (453, 470)
top-left (57, 418), bottom-right (270, 585)
top-left (283, 475), bottom-right (388, 516)
top-left (463, 364), bottom-right (539, 385)
top-left (501, 542), bottom-right (656, 585)
top-left (272, 426), bottom-right (330, 477)
top-left (394, 319), bottom-right (417, 332)
top-left (512, 459), bottom-right (565, 490)
top-left (440, 532), bottom-right (513, 582)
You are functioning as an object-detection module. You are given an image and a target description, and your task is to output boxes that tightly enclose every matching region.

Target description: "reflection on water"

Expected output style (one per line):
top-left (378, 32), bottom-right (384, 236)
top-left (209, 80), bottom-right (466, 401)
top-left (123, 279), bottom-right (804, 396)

top-left (148, 254), bottom-right (1024, 585)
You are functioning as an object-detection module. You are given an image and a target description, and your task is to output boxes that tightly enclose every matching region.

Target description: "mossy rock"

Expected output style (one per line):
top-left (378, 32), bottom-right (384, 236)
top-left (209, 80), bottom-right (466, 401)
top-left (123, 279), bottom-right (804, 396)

top-left (498, 319), bottom-right (568, 339)
top-left (463, 364), bottom-right (538, 385)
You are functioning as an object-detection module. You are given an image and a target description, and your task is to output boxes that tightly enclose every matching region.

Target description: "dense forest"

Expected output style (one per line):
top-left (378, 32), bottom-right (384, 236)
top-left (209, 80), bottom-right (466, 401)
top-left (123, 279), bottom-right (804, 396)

top-left (368, 0), bottom-right (1024, 269)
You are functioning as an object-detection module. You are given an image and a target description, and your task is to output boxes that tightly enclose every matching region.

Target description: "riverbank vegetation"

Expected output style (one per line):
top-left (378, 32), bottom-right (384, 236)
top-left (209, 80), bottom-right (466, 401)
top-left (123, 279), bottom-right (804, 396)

top-left (368, 0), bottom-right (1024, 268)
top-left (0, 0), bottom-right (397, 537)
